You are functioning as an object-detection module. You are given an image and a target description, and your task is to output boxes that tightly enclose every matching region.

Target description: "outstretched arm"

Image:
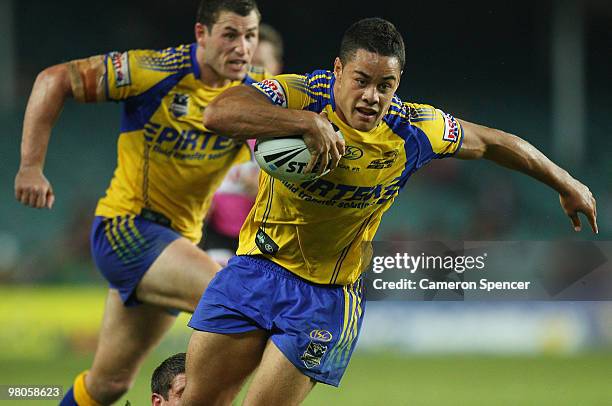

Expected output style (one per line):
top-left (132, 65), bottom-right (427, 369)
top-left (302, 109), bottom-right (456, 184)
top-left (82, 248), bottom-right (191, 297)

top-left (15, 55), bottom-right (106, 209)
top-left (456, 119), bottom-right (597, 233)
top-left (204, 85), bottom-right (345, 175)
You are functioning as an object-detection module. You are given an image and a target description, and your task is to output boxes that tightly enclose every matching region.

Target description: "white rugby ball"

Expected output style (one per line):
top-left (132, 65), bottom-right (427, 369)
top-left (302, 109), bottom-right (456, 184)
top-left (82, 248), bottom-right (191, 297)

top-left (254, 136), bottom-right (327, 182)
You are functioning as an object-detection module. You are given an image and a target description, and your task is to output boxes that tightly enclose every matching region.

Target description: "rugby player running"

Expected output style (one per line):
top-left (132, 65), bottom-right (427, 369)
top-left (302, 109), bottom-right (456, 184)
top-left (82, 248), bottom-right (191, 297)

top-left (181, 18), bottom-right (597, 405)
top-left (14, 1), bottom-right (338, 405)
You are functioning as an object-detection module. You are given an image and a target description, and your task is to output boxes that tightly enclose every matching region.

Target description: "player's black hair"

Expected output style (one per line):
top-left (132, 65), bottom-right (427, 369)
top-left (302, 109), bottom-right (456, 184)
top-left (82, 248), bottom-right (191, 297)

top-left (197, 0), bottom-right (261, 29)
top-left (151, 352), bottom-right (186, 399)
top-left (259, 23), bottom-right (284, 63)
top-left (339, 18), bottom-right (405, 69)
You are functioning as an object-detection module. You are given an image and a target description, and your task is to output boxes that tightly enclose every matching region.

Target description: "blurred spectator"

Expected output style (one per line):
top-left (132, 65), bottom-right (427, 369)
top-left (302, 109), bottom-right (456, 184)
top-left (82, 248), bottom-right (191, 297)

top-left (252, 23), bottom-right (284, 75)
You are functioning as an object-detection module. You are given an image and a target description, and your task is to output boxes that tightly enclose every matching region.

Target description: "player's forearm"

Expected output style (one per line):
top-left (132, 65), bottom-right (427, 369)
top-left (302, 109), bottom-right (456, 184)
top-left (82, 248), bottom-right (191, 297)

top-left (204, 86), bottom-right (315, 140)
top-left (482, 130), bottom-right (575, 195)
top-left (20, 64), bottom-right (72, 169)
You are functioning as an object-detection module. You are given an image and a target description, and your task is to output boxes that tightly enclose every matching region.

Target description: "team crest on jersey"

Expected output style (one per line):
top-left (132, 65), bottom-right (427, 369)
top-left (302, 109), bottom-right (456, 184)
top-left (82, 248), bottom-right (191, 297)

top-left (367, 149), bottom-right (399, 169)
top-left (300, 341), bottom-right (328, 369)
top-left (109, 52), bottom-right (131, 87)
top-left (440, 110), bottom-right (460, 142)
top-left (170, 93), bottom-right (189, 117)
top-left (255, 79), bottom-right (287, 107)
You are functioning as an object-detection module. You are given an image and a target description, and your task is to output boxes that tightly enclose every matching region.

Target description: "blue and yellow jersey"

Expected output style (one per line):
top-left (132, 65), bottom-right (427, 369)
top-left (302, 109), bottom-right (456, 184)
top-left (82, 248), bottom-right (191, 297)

top-left (236, 71), bottom-right (463, 285)
top-left (93, 44), bottom-right (266, 243)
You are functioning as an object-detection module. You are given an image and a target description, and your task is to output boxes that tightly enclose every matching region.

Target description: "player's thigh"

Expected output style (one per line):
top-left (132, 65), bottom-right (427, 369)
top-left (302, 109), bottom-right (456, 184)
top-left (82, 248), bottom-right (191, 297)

top-left (243, 339), bottom-right (316, 406)
top-left (87, 289), bottom-right (176, 398)
top-left (182, 329), bottom-right (268, 406)
top-left (137, 237), bottom-right (222, 312)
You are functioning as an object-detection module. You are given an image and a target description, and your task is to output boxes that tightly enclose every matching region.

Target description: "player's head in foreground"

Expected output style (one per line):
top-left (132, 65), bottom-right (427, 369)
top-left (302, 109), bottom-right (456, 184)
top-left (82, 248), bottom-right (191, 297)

top-left (151, 353), bottom-right (186, 406)
top-left (195, 0), bottom-right (261, 82)
top-left (333, 17), bottom-right (405, 132)
top-left (252, 23), bottom-right (284, 75)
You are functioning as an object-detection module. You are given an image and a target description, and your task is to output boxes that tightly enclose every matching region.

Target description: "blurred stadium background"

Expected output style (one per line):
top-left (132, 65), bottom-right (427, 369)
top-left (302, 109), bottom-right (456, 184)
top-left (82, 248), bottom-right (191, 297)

top-left (1, 0), bottom-right (611, 404)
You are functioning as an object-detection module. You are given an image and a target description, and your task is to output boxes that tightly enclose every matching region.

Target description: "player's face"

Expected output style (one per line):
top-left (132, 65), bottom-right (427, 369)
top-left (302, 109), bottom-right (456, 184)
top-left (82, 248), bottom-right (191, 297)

top-left (252, 40), bottom-right (282, 75)
top-left (196, 11), bottom-right (259, 81)
top-left (333, 49), bottom-right (401, 131)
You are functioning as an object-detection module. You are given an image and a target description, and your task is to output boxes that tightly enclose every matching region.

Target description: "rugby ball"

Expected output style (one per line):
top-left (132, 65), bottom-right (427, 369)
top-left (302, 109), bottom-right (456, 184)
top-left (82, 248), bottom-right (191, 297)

top-left (254, 136), bottom-right (333, 182)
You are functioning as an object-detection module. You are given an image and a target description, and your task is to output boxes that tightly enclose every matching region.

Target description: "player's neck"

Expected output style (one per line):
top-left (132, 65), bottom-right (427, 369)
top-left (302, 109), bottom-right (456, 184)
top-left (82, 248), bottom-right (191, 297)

top-left (196, 46), bottom-right (232, 88)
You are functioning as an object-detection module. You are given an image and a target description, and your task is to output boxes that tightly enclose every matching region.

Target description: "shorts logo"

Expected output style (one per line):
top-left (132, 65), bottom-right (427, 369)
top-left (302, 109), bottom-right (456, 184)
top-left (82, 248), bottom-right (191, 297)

top-left (300, 341), bottom-right (328, 369)
top-left (439, 109), bottom-right (459, 143)
top-left (169, 93), bottom-right (189, 117)
top-left (309, 329), bottom-right (333, 342)
top-left (255, 79), bottom-right (287, 107)
top-left (343, 146), bottom-right (364, 160)
top-left (109, 52), bottom-right (131, 87)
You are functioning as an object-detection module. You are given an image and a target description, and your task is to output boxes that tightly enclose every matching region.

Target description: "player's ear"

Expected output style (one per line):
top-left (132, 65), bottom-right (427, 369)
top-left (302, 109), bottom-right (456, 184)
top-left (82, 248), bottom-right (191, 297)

top-left (333, 57), bottom-right (343, 79)
top-left (152, 393), bottom-right (162, 405)
top-left (195, 22), bottom-right (208, 47)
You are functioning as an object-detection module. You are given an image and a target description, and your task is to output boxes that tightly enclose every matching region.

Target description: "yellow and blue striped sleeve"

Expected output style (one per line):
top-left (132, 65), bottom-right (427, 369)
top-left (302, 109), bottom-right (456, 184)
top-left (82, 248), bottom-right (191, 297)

top-left (105, 46), bottom-right (191, 101)
top-left (406, 103), bottom-right (463, 158)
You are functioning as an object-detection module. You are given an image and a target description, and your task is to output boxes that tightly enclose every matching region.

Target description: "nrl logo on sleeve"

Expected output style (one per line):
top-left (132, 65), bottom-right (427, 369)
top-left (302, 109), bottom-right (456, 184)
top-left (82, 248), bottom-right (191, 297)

top-left (439, 109), bottom-right (459, 142)
top-left (109, 52), bottom-right (131, 87)
top-left (255, 79), bottom-right (287, 107)
top-left (169, 93), bottom-right (189, 117)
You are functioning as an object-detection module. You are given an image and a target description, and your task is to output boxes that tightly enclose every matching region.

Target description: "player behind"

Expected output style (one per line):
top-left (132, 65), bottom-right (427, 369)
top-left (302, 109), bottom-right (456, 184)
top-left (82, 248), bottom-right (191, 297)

top-left (13, 0), bottom-right (341, 404)
top-left (180, 17), bottom-right (598, 404)
top-left (201, 23), bottom-right (284, 265)
top-left (151, 353), bottom-right (186, 406)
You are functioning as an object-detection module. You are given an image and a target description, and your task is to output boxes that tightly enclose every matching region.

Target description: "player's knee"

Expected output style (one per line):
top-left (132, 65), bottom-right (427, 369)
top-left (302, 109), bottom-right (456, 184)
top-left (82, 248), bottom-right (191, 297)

top-left (182, 382), bottom-right (239, 406)
top-left (186, 292), bottom-right (203, 311)
top-left (89, 374), bottom-right (134, 404)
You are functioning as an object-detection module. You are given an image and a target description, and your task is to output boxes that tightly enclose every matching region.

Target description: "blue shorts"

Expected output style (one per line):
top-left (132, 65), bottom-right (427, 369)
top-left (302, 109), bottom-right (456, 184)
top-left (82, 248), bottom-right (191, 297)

top-left (188, 255), bottom-right (366, 387)
top-left (90, 215), bottom-right (181, 306)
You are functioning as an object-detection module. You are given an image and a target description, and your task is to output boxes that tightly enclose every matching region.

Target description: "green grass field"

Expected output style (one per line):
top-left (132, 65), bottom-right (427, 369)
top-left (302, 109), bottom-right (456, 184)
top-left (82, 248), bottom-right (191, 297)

top-left (1, 352), bottom-right (611, 405)
top-left (1, 287), bottom-right (611, 405)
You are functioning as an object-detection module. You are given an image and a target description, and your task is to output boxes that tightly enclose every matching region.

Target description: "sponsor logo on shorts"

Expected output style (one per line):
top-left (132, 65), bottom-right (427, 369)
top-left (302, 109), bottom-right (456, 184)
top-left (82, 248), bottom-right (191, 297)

top-left (254, 79), bottom-right (287, 107)
top-left (343, 146), bottom-right (364, 160)
top-left (309, 329), bottom-right (333, 342)
top-left (300, 341), bottom-right (328, 369)
top-left (109, 52), bottom-right (131, 87)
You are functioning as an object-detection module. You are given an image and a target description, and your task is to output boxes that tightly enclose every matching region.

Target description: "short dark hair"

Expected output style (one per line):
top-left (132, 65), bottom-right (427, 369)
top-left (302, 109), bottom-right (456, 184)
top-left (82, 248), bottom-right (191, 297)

top-left (339, 18), bottom-right (405, 69)
top-left (151, 353), bottom-right (186, 399)
top-left (258, 23), bottom-right (284, 63)
top-left (197, 0), bottom-right (261, 29)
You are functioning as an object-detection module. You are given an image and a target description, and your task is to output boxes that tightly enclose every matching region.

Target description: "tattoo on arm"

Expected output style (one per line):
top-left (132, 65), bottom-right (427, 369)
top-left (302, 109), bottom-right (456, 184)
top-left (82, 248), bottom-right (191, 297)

top-left (67, 55), bottom-right (106, 103)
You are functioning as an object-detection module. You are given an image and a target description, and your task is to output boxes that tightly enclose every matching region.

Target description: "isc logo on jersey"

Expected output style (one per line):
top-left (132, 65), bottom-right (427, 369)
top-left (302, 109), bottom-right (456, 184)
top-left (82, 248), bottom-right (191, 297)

top-left (439, 109), bottom-right (459, 142)
top-left (254, 79), bottom-right (287, 107)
